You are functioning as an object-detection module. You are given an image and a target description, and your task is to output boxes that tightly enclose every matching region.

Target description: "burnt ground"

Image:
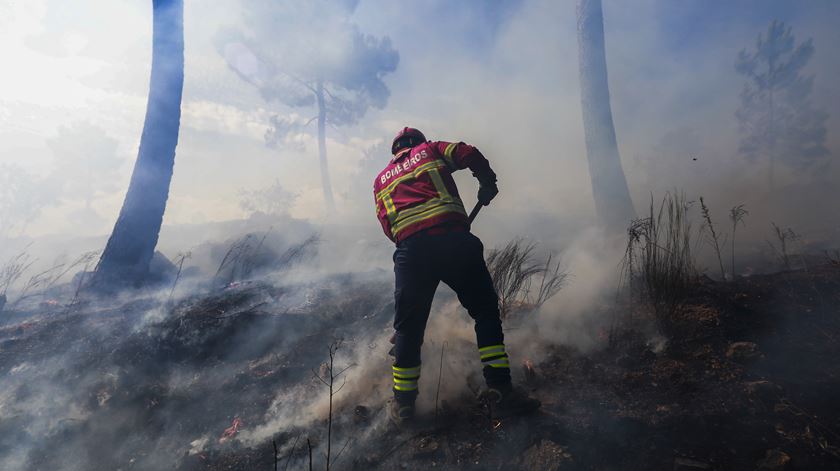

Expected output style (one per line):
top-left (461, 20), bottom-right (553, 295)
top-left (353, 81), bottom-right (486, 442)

top-left (1, 265), bottom-right (839, 470)
top-left (350, 264), bottom-right (840, 471)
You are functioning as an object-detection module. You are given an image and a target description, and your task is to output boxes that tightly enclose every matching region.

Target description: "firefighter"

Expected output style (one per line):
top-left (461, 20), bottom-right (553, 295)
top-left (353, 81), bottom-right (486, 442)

top-left (374, 127), bottom-right (541, 425)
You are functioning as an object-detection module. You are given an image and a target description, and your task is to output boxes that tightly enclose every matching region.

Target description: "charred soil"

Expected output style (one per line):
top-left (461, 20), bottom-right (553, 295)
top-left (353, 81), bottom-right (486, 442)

top-left (1, 266), bottom-right (839, 470)
top-left (335, 265), bottom-right (840, 470)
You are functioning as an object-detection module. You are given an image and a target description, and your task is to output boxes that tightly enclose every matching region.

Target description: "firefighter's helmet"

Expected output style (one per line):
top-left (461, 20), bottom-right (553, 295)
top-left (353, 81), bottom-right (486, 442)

top-left (391, 127), bottom-right (427, 155)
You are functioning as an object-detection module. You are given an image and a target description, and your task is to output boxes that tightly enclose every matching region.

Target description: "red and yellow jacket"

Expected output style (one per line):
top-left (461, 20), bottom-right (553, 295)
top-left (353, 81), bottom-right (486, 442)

top-left (374, 141), bottom-right (492, 243)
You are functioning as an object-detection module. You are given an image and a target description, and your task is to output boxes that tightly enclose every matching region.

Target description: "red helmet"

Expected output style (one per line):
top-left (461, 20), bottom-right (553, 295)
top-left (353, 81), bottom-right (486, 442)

top-left (391, 127), bottom-right (426, 154)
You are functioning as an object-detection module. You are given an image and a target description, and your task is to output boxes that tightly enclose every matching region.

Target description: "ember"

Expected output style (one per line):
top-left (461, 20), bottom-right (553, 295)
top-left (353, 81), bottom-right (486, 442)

top-left (219, 417), bottom-right (242, 443)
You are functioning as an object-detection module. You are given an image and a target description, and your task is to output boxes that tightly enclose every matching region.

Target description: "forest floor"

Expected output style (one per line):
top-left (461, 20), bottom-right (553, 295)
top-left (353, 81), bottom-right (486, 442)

top-left (1, 264), bottom-right (840, 470)
top-left (363, 264), bottom-right (840, 471)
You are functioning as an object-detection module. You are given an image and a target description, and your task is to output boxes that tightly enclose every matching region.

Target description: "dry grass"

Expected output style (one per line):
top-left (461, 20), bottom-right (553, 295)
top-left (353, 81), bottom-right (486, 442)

top-left (1, 249), bottom-right (35, 297)
top-left (0, 249), bottom-right (100, 313)
top-left (14, 251), bottom-right (100, 306)
top-left (621, 192), bottom-right (697, 330)
top-left (214, 232), bottom-right (320, 288)
top-left (214, 233), bottom-right (258, 287)
top-left (168, 251), bottom-right (192, 301)
top-left (767, 223), bottom-right (799, 271)
top-left (729, 204), bottom-right (749, 277)
top-left (276, 234), bottom-right (320, 269)
top-left (699, 197), bottom-right (727, 280)
top-left (486, 239), bottom-right (567, 320)
top-left (63, 251), bottom-right (100, 315)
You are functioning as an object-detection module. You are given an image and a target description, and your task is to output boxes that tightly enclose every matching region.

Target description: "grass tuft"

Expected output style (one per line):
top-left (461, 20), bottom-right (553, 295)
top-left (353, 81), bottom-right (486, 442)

top-left (621, 192), bottom-right (696, 331)
top-left (486, 239), bottom-right (567, 320)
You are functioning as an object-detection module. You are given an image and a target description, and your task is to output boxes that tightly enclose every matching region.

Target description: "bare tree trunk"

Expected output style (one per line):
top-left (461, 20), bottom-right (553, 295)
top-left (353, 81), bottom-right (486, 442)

top-left (576, 0), bottom-right (635, 232)
top-left (93, 0), bottom-right (184, 290)
top-left (767, 86), bottom-right (776, 192)
top-left (316, 80), bottom-right (336, 212)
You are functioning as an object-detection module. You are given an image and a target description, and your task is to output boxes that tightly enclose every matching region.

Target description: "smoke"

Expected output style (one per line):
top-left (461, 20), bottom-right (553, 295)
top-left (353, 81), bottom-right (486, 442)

top-left (2, 0), bottom-right (840, 468)
top-left (526, 230), bottom-right (623, 344)
top-left (0, 217), bottom-right (618, 470)
top-left (3, 0), bottom-right (839, 245)
top-left (0, 164), bottom-right (58, 238)
top-left (217, 0), bottom-right (399, 123)
top-left (0, 229), bottom-right (398, 469)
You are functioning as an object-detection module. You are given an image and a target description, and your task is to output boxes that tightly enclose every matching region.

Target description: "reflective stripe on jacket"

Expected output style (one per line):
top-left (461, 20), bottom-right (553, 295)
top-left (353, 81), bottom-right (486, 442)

top-left (373, 140), bottom-right (491, 243)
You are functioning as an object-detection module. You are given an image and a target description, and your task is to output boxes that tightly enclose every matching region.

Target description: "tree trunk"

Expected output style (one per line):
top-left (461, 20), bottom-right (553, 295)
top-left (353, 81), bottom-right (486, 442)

top-left (93, 0), bottom-right (184, 290)
top-left (316, 80), bottom-right (336, 212)
top-left (767, 86), bottom-right (776, 192)
top-left (576, 0), bottom-right (635, 232)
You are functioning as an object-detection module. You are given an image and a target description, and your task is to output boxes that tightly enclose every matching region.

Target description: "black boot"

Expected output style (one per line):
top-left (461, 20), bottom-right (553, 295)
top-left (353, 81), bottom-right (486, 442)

top-left (387, 398), bottom-right (416, 427)
top-left (480, 385), bottom-right (541, 416)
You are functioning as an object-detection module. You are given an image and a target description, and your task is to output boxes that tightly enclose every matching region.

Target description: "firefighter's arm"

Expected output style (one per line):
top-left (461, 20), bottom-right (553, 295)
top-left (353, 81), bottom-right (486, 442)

top-left (434, 141), bottom-right (498, 206)
top-left (433, 141), bottom-right (491, 173)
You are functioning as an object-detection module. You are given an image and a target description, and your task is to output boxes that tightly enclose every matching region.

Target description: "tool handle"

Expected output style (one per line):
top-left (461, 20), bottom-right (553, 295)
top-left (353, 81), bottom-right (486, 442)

top-left (468, 202), bottom-right (483, 224)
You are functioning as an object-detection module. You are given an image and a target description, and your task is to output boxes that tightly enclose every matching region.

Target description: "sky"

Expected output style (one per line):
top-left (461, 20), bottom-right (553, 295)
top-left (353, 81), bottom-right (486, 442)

top-left (1, 0), bottom-right (839, 253)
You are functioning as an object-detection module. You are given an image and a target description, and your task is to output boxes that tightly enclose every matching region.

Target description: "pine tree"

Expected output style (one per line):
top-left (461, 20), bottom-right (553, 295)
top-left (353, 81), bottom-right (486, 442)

top-left (217, 0), bottom-right (398, 212)
top-left (735, 20), bottom-right (830, 190)
top-left (576, 0), bottom-right (636, 232)
top-left (93, 0), bottom-right (184, 289)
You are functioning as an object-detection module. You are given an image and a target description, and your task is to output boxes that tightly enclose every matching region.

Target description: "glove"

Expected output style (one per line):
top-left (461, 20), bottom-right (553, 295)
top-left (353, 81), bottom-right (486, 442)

top-left (475, 168), bottom-right (498, 206)
top-left (477, 182), bottom-right (498, 206)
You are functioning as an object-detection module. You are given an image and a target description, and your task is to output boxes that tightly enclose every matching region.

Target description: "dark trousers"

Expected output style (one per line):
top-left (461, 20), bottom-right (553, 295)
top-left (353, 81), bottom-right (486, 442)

top-left (392, 230), bottom-right (511, 404)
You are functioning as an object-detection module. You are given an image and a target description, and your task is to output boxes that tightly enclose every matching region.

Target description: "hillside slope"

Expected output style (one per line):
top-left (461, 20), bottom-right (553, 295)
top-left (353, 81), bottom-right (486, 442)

top-left (1, 265), bottom-right (839, 470)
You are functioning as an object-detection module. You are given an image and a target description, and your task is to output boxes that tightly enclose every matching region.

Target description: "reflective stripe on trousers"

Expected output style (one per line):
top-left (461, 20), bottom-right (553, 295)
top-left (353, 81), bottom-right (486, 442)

top-left (393, 364), bottom-right (420, 392)
top-left (479, 344), bottom-right (511, 369)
